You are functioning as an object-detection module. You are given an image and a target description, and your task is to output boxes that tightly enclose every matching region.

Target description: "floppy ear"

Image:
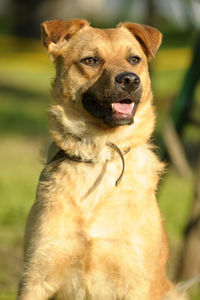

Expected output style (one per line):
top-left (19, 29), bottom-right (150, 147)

top-left (118, 22), bottom-right (162, 59)
top-left (41, 19), bottom-right (89, 58)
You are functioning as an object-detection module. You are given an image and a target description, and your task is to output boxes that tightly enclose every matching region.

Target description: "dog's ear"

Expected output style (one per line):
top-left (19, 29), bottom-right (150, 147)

top-left (41, 19), bottom-right (89, 59)
top-left (118, 22), bottom-right (162, 59)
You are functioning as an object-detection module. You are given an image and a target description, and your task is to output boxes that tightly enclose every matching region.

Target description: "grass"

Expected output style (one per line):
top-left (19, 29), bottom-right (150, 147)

top-left (0, 138), bottom-right (44, 228)
top-left (159, 171), bottom-right (193, 239)
top-left (0, 137), bottom-right (44, 297)
top-left (0, 88), bottom-right (48, 136)
top-left (0, 35), bottom-right (199, 299)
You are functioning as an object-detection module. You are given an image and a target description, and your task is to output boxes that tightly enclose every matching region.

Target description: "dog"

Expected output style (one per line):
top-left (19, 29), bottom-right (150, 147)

top-left (17, 19), bottom-right (186, 300)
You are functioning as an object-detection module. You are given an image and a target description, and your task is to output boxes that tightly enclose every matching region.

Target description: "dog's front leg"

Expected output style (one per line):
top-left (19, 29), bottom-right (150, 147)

top-left (17, 274), bottom-right (55, 300)
top-left (17, 177), bottom-right (87, 300)
top-left (17, 225), bottom-right (87, 300)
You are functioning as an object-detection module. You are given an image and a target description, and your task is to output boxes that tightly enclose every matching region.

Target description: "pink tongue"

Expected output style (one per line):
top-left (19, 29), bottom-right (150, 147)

top-left (112, 103), bottom-right (133, 115)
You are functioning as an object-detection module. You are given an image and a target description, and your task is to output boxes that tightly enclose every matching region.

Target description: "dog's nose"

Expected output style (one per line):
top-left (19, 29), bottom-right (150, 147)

top-left (115, 72), bottom-right (140, 91)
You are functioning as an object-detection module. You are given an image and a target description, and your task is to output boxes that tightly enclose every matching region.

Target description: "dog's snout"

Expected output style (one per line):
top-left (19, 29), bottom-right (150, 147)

top-left (115, 72), bottom-right (140, 91)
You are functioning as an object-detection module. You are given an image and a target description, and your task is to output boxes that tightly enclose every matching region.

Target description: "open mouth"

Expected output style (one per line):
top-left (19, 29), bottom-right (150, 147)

top-left (111, 99), bottom-right (137, 119)
top-left (82, 93), bottom-right (140, 127)
top-left (104, 98), bottom-right (139, 126)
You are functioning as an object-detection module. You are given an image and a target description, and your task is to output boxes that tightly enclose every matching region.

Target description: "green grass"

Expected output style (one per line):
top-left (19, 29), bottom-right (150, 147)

top-left (0, 293), bottom-right (16, 300)
top-left (0, 35), bottom-right (199, 299)
top-left (0, 137), bottom-right (45, 297)
top-left (159, 171), bottom-right (193, 239)
top-left (0, 88), bottom-right (48, 136)
top-left (0, 138), bottom-right (44, 228)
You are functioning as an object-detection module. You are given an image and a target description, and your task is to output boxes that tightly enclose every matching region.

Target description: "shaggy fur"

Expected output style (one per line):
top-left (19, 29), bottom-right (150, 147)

top-left (17, 20), bottom-right (186, 300)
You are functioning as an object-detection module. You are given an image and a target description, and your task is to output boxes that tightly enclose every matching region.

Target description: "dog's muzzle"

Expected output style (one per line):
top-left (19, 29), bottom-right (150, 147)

top-left (82, 72), bottom-right (142, 127)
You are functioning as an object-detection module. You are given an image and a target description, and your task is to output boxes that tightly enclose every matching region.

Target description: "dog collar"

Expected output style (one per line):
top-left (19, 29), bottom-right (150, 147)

top-left (49, 143), bottom-right (130, 186)
top-left (50, 148), bottom-right (93, 164)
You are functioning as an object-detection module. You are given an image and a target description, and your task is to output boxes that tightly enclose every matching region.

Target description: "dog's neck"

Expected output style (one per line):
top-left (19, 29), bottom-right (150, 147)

top-left (47, 104), bottom-right (134, 164)
top-left (47, 140), bottom-right (130, 186)
top-left (47, 102), bottom-right (155, 186)
top-left (47, 130), bottom-right (130, 164)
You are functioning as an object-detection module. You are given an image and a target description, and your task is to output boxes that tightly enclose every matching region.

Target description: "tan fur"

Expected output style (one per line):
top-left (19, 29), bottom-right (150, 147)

top-left (17, 20), bottom-right (186, 300)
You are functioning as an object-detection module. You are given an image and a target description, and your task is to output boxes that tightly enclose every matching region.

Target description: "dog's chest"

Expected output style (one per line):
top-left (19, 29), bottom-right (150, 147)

top-left (45, 150), bottom-right (163, 299)
top-left (56, 166), bottom-right (161, 300)
top-left (58, 156), bottom-right (161, 257)
top-left (57, 151), bottom-right (160, 235)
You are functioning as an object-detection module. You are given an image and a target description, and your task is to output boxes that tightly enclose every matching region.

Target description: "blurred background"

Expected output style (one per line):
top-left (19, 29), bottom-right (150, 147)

top-left (0, 0), bottom-right (200, 299)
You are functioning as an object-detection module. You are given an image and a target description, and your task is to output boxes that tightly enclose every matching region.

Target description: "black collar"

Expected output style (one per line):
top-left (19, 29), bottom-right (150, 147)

top-left (50, 148), bottom-right (93, 164)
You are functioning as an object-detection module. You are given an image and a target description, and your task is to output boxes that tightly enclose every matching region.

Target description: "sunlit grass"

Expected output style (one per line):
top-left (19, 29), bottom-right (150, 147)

top-left (0, 138), bottom-right (44, 231)
top-left (0, 137), bottom-right (45, 298)
top-left (0, 293), bottom-right (16, 300)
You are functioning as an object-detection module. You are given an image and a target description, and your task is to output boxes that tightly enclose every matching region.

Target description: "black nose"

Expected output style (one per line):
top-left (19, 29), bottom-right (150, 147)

top-left (115, 72), bottom-right (140, 91)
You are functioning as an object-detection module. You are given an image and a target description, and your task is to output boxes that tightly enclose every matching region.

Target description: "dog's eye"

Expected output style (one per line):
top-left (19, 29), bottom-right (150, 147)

top-left (128, 56), bottom-right (141, 65)
top-left (81, 57), bottom-right (99, 66)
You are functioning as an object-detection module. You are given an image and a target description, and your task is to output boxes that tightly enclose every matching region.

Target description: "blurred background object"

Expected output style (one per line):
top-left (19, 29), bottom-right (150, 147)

top-left (0, 0), bottom-right (200, 299)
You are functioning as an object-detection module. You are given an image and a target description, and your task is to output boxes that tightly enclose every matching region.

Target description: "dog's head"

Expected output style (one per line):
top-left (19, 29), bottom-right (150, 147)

top-left (42, 20), bottom-right (162, 156)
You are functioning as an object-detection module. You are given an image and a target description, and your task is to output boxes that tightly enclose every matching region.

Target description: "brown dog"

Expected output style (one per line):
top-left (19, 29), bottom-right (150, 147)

top-left (17, 20), bottom-right (186, 300)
